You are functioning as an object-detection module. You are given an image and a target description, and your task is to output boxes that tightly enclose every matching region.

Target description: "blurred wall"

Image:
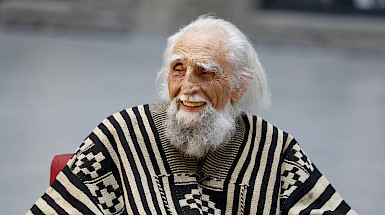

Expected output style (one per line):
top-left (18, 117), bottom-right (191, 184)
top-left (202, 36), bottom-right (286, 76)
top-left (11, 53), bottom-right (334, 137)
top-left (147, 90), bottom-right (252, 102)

top-left (1, 0), bottom-right (385, 52)
top-left (0, 0), bottom-right (254, 33)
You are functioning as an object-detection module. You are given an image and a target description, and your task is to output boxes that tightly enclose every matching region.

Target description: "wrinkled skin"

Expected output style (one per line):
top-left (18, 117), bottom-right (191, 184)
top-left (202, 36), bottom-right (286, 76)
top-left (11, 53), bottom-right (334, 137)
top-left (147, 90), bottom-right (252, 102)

top-left (167, 26), bottom-right (242, 112)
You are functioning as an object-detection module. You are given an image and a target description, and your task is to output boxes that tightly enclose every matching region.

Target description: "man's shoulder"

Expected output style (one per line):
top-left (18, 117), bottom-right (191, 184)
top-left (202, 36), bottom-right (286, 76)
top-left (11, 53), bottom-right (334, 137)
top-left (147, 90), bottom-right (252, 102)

top-left (96, 102), bottom-right (169, 129)
top-left (239, 112), bottom-right (290, 135)
top-left (83, 102), bottom-right (168, 148)
top-left (107, 102), bottom-right (169, 120)
top-left (124, 101), bottom-right (169, 114)
top-left (239, 112), bottom-right (296, 151)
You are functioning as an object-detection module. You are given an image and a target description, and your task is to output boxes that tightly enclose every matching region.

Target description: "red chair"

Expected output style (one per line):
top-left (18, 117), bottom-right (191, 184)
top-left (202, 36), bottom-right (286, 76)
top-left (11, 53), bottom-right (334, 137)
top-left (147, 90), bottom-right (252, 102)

top-left (50, 154), bottom-right (73, 185)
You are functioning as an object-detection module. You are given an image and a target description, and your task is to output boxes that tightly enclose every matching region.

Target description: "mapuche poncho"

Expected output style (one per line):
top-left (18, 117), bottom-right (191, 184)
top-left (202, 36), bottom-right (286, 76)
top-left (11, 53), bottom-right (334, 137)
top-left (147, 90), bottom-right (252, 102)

top-left (28, 102), bottom-right (356, 214)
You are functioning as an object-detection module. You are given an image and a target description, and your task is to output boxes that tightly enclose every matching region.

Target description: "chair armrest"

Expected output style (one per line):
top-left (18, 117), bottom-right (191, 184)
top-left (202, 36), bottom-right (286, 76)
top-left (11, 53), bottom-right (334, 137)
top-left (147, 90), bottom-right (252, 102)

top-left (50, 154), bottom-right (73, 185)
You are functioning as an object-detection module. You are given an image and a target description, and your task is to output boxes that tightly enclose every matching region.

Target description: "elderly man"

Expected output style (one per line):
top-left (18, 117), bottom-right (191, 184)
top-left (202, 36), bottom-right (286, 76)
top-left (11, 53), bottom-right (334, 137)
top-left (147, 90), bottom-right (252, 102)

top-left (28, 16), bottom-right (356, 215)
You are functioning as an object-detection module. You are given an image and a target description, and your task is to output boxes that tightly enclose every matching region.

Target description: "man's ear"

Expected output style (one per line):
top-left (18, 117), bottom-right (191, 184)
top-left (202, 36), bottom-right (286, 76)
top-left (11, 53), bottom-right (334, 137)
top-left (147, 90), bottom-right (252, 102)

top-left (230, 68), bottom-right (253, 101)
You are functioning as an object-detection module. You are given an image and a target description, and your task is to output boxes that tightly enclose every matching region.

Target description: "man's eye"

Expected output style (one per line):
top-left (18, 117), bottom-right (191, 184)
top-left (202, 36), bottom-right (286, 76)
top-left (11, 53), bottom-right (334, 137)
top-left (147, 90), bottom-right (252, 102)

top-left (201, 70), bottom-right (215, 77)
top-left (174, 65), bottom-right (184, 73)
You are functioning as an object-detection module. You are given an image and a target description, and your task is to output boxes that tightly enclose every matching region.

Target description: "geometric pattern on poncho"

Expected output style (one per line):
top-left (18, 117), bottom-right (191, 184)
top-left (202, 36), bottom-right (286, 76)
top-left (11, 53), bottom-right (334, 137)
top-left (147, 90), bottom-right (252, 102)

top-left (72, 149), bottom-right (124, 214)
top-left (179, 187), bottom-right (221, 215)
top-left (280, 143), bottom-right (314, 198)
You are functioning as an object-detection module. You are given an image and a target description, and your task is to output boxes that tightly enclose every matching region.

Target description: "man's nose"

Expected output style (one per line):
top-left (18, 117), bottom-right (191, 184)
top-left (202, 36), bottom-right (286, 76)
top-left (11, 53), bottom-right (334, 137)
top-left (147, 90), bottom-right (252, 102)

top-left (181, 70), bottom-right (200, 95)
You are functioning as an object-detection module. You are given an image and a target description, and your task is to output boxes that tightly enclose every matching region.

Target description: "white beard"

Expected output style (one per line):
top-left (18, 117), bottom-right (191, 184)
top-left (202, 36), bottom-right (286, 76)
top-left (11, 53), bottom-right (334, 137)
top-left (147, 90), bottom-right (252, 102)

top-left (165, 99), bottom-right (237, 159)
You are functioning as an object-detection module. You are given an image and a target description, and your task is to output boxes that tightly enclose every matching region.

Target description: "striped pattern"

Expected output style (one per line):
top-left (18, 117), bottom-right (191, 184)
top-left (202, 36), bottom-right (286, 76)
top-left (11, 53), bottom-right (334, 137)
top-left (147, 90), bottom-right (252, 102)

top-left (28, 102), bottom-right (356, 215)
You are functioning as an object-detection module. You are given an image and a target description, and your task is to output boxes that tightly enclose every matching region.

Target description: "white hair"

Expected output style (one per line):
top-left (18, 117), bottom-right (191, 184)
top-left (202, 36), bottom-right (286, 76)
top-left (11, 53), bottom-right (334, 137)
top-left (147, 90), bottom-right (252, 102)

top-left (157, 15), bottom-right (270, 113)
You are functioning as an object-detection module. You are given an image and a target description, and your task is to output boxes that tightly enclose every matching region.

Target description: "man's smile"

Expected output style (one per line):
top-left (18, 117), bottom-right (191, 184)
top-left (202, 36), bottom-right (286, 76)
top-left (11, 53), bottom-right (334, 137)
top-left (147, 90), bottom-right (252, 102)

top-left (181, 100), bottom-right (206, 107)
top-left (179, 98), bottom-right (207, 111)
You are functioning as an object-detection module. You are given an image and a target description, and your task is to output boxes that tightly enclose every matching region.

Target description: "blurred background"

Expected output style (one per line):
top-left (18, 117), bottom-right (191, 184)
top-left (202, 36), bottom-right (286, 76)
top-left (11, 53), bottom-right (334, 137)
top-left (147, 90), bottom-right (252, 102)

top-left (1, 0), bottom-right (384, 214)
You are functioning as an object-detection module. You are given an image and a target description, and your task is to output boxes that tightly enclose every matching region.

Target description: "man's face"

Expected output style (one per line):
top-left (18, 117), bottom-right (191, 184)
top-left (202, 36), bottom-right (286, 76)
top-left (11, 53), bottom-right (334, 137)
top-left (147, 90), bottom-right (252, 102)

top-left (167, 26), bottom-right (233, 112)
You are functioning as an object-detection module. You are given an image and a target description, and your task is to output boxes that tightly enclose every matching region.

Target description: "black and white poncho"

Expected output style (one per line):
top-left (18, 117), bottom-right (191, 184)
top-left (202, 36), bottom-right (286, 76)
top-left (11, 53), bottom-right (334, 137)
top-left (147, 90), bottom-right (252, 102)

top-left (28, 102), bottom-right (356, 214)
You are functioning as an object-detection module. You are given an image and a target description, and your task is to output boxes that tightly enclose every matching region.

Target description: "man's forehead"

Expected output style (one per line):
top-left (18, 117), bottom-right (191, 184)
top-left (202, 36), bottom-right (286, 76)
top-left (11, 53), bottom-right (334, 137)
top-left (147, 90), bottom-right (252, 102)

top-left (172, 26), bottom-right (229, 66)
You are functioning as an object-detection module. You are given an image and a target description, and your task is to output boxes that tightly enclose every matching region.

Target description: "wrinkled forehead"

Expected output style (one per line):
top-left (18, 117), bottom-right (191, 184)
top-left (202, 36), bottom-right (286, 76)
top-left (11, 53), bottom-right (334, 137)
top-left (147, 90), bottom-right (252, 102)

top-left (172, 26), bottom-right (229, 66)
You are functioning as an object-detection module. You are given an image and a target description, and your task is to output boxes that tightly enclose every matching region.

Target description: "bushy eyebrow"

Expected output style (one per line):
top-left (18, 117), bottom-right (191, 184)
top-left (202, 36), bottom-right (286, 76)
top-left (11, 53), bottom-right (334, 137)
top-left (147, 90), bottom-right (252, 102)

top-left (169, 54), bottom-right (221, 73)
top-left (169, 54), bottom-right (182, 65)
top-left (196, 62), bottom-right (220, 73)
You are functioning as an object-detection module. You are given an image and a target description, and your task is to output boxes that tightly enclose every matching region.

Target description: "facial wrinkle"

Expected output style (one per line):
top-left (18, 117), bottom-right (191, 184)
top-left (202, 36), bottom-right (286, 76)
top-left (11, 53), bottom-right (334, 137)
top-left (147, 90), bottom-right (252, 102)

top-left (173, 26), bottom-right (229, 68)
